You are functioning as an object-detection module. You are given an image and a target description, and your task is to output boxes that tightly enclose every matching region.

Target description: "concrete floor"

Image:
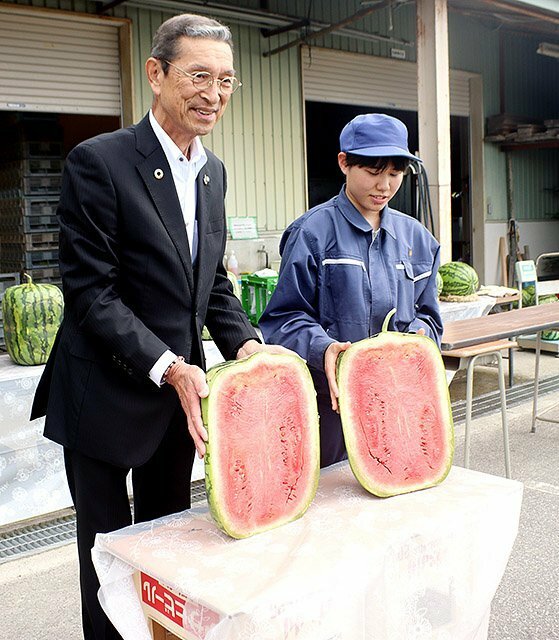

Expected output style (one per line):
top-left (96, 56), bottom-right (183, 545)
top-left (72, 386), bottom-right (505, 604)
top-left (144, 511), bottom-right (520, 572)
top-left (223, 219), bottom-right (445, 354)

top-left (1, 347), bottom-right (558, 640)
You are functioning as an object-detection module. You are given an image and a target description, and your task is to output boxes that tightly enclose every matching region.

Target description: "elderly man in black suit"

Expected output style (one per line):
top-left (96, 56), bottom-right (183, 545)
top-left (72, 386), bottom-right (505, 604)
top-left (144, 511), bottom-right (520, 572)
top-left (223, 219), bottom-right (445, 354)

top-left (32, 13), bottom-right (288, 639)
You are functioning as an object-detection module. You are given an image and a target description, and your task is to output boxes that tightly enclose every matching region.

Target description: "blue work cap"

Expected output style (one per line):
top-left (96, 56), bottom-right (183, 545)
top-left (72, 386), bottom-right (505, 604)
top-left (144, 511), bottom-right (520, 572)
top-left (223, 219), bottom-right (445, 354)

top-left (340, 113), bottom-right (421, 161)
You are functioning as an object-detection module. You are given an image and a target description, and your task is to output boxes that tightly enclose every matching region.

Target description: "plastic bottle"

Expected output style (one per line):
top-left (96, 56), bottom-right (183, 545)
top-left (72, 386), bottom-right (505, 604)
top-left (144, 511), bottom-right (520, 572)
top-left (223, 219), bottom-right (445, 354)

top-left (227, 250), bottom-right (239, 276)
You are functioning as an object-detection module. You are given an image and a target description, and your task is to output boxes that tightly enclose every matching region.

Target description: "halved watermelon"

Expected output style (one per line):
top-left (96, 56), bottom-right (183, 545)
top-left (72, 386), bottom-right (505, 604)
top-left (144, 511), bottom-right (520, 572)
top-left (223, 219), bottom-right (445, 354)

top-left (202, 352), bottom-right (320, 538)
top-left (337, 310), bottom-right (454, 498)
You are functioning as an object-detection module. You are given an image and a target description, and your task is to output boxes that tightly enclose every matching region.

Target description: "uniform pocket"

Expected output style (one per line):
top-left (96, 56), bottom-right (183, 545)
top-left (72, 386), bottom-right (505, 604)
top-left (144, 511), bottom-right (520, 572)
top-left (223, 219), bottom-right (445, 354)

top-left (394, 260), bottom-right (432, 322)
top-left (321, 257), bottom-right (369, 324)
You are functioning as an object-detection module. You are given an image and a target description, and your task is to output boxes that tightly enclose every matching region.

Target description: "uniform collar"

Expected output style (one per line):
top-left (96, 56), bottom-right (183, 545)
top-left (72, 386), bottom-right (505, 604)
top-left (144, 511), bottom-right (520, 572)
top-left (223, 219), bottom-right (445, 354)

top-left (336, 187), bottom-right (397, 239)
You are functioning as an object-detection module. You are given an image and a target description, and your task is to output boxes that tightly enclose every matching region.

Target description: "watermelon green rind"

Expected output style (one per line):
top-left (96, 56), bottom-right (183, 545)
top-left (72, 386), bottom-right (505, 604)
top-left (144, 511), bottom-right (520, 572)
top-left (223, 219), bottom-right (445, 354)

top-left (538, 297), bottom-right (559, 340)
top-left (2, 278), bottom-right (63, 366)
top-left (438, 262), bottom-right (479, 297)
top-left (436, 271), bottom-right (443, 297)
top-left (227, 270), bottom-right (242, 299)
top-left (202, 351), bottom-right (320, 539)
top-left (522, 284), bottom-right (536, 307)
top-left (337, 330), bottom-right (454, 498)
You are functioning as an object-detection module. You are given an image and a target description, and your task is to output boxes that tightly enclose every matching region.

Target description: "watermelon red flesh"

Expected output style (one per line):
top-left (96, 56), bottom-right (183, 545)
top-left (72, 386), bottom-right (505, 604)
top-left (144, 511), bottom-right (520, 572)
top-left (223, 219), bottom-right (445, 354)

top-left (203, 353), bottom-right (319, 538)
top-left (338, 333), bottom-right (454, 497)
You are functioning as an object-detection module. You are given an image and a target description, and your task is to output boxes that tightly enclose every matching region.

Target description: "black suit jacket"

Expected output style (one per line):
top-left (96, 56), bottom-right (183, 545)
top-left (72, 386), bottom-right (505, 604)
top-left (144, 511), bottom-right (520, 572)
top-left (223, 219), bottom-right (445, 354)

top-left (31, 114), bottom-right (257, 467)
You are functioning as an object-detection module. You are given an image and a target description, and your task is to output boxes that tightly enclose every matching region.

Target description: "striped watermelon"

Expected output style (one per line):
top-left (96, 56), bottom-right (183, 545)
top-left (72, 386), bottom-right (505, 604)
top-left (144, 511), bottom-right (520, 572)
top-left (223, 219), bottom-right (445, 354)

top-left (227, 270), bottom-right (242, 299)
top-left (2, 273), bottom-right (63, 365)
top-left (522, 284), bottom-right (536, 307)
top-left (539, 295), bottom-right (559, 341)
top-left (436, 271), bottom-right (443, 297)
top-left (438, 262), bottom-right (479, 297)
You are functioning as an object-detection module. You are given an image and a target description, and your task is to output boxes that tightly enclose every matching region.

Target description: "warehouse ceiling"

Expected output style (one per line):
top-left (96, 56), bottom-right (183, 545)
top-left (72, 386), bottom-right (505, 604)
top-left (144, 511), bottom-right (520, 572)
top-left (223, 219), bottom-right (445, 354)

top-left (98, 0), bottom-right (559, 42)
top-left (448, 0), bottom-right (559, 39)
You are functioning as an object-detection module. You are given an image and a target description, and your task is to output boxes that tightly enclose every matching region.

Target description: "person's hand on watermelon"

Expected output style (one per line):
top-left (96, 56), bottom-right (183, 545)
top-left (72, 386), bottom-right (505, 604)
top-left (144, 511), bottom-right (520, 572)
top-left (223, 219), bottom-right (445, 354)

top-left (235, 338), bottom-right (296, 360)
top-left (324, 341), bottom-right (352, 413)
top-left (325, 327), bottom-right (425, 414)
top-left (165, 359), bottom-right (210, 458)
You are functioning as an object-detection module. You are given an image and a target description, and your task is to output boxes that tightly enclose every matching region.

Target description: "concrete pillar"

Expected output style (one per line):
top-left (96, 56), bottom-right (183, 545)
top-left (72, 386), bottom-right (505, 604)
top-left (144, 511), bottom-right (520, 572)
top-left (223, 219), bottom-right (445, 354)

top-left (416, 0), bottom-right (452, 264)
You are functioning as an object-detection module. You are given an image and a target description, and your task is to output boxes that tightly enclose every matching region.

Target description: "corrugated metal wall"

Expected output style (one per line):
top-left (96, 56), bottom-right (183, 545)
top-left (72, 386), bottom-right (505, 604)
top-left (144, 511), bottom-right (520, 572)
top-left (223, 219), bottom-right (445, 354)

top-left (499, 30), bottom-right (559, 222)
top-left (114, 6), bottom-right (307, 232)
top-left (0, 0), bottom-right (307, 232)
top-left (510, 150), bottom-right (559, 222)
top-left (268, 0), bottom-right (417, 60)
top-left (449, 13), bottom-right (559, 223)
top-left (4, 0), bottom-right (558, 227)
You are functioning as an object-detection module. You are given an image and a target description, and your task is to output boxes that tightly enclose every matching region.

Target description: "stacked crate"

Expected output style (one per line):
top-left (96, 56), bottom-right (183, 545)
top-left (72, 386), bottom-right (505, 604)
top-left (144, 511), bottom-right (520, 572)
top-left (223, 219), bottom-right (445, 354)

top-left (0, 114), bottom-right (63, 287)
top-left (0, 272), bottom-right (19, 350)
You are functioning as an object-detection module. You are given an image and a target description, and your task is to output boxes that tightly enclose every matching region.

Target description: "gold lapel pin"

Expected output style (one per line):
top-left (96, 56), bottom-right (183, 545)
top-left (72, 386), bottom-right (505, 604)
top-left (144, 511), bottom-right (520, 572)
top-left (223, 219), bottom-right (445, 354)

top-left (203, 174), bottom-right (210, 185)
top-left (408, 249), bottom-right (413, 257)
top-left (154, 168), bottom-right (164, 180)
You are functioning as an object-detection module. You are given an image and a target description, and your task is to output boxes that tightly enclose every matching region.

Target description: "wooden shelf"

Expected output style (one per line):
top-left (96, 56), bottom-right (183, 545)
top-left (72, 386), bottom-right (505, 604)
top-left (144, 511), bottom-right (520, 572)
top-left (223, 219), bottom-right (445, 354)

top-left (485, 136), bottom-right (559, 151)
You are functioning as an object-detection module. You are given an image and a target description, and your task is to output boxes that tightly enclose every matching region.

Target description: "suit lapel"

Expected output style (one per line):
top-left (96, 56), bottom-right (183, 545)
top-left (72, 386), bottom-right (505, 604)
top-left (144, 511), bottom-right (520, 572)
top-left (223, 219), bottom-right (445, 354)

top-left (193, 163), bottom-right (213, 307)
top-left (135, 116), bottom-right (194, 293)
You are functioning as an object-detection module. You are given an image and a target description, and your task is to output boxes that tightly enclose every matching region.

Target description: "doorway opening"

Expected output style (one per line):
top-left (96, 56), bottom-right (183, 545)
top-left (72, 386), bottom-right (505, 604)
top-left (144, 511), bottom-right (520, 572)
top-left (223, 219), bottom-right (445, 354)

top-left (305, 101), bottom-right (471, 263)
top-left (0, 111), bottom-right (120, 287)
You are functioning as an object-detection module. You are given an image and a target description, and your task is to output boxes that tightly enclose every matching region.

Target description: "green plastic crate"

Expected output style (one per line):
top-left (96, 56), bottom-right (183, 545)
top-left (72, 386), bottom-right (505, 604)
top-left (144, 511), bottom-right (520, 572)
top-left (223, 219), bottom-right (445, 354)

top-left (241, 273), bottom-right (278, 325)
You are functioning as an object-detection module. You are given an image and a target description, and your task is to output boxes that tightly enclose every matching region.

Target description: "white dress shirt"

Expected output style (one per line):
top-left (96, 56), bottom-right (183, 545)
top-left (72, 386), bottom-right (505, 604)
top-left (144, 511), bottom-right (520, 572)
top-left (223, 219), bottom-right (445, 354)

top-left (147, 110), bottom-right (208, 385)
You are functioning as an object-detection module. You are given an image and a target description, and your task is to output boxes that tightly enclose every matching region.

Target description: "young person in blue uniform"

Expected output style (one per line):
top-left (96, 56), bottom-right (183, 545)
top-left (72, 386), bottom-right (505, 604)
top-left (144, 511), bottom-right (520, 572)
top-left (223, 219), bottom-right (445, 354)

top-left (259, 113), bottom-right (443, 467)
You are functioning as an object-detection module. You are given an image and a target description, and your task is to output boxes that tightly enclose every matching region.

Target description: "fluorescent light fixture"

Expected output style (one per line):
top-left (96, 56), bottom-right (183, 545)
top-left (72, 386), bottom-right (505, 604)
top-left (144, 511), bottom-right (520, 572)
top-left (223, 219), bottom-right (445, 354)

top-left (537, 42), bottom-right (559, 59)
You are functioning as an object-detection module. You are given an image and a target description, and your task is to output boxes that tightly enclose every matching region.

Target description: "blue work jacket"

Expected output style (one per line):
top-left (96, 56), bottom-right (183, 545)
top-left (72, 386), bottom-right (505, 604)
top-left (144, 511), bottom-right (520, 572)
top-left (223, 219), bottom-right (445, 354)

top-left (260, 187), bottom-right (443, 373)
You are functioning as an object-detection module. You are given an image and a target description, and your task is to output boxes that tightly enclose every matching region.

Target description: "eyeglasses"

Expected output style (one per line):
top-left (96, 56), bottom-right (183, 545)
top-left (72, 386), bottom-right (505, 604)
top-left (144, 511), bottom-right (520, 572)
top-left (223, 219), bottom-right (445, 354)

top-left (163, 60), bottom-right (242, 95)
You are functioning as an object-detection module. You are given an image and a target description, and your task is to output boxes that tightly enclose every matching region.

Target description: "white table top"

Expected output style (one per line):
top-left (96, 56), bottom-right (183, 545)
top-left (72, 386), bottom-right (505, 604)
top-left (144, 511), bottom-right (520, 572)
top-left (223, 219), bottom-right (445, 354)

top-left (0, 353), bottom-right (45, 383)
top-left (93, 463), bottom-right (523, 640)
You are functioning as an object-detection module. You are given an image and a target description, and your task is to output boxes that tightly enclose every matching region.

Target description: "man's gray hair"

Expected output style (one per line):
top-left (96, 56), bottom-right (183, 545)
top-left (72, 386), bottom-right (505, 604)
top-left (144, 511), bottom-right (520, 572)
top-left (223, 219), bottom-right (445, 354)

top-left (151, 13), bottom-right (233, 65)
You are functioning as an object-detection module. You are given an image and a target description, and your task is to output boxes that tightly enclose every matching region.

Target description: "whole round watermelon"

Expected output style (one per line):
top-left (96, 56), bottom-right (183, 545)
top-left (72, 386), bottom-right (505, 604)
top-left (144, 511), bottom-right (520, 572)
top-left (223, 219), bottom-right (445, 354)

top-left (336, 309), bottom-right (454, 498)
top-left (438, 262), bottom-right (479, 297)
top-left (202, 352), bottom-right (320, 538)
top-left (539, 294), bottom-right (559, 341)
top-left (521, 284), bottom-right (536, 307)
top-left (2, 273), bottom-right (63, 365)
top-left (227, 270), bottom-right (242, 299)
top-left (436, 271), bottom-right (443, 297)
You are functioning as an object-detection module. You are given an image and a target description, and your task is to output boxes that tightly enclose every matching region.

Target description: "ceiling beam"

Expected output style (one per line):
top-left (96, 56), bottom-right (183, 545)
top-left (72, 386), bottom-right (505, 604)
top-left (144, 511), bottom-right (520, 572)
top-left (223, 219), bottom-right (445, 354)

top-left (263, 0), bottom-right (393, 57)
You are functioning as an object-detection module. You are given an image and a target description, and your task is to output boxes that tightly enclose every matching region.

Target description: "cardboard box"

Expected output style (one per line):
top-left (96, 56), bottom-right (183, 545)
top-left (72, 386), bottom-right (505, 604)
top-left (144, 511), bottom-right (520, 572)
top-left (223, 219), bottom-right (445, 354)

top-left (134, 572), bottom-right (222, 640)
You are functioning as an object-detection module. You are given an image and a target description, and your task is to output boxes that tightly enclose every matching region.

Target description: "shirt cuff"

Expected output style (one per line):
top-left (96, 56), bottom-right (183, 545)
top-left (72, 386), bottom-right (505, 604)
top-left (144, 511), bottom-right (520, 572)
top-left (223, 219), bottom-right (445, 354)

top-left (149, 350), bottom-right (176, 387)
top-left (308, 335), bottom-right (336, 372)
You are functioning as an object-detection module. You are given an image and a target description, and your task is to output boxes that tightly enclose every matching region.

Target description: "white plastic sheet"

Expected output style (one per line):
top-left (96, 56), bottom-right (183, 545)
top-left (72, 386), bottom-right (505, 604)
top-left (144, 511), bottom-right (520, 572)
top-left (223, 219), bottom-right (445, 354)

top-left (439, 296), bottom-right (496, 325)
top-left (93, 463), bottom-right (523, 640)
top-left (0, 340), bottom-right (228, 525)
top-left (0, 355), bottom-right (71, 526)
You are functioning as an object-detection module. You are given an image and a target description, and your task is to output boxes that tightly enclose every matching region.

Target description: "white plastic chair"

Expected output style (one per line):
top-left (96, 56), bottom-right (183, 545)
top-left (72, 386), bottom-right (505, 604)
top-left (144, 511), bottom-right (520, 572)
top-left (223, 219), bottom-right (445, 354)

top-left (530, 253), bottom-right (559, 433)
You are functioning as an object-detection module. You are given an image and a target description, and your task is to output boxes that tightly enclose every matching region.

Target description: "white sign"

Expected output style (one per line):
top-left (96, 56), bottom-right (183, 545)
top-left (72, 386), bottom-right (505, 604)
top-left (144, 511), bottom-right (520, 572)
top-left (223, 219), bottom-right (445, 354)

top-left (228, 216), bottom-right (258, 239)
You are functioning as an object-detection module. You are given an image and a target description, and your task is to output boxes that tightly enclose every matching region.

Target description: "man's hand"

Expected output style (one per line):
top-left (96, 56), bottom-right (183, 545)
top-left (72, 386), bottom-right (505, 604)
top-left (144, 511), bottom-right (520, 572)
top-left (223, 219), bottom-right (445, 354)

top-left (236, 339), bottom-right (296, 360)
top-left (165, 361), bottom-right (209, 458)
top-left (324, 341), bottom-right (352, 413)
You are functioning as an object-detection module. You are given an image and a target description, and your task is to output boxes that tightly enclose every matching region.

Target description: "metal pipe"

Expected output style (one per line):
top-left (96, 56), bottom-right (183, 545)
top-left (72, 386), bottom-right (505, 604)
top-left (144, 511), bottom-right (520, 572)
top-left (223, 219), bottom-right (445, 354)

top-left (120, 0), bottom-right (412, 48)
top-left (263, 0), bottom-right (393, 57)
